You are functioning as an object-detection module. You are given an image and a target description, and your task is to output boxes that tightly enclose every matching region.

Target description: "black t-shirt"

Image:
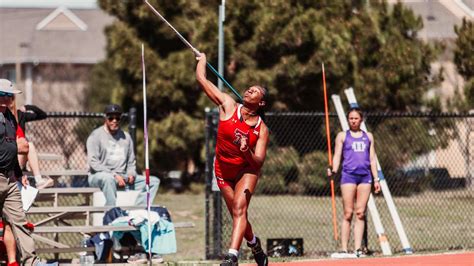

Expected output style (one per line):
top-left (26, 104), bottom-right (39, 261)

top-left (0, 109), bottom-right (19, 171)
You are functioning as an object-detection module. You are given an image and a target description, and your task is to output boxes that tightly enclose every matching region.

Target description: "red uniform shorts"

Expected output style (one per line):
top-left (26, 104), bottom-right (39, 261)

top-left (214, 159), bottom-right (259, 189)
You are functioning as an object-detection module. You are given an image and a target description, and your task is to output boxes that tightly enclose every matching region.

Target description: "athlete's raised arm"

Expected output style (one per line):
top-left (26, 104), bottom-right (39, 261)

top-left (196, 53), bottom-right (236, 116)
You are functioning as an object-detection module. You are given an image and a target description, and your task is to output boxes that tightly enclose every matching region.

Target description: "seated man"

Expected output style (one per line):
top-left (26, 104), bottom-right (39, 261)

top-left (86, 104), bottom-right (160, 207)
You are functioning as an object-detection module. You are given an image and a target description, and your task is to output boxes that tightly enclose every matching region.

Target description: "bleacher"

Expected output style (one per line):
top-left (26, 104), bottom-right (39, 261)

top-left (27, 187), bottom-right (194, 258)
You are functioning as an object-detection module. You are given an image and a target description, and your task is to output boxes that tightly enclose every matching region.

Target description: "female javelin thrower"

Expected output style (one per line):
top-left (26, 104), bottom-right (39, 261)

top-left (196, 53), bottom-right (269, 266)
top-left (328, 108), bottom-right (381, 258)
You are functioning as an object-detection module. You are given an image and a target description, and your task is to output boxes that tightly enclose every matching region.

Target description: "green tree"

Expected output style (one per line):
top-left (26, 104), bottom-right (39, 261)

top-left (88, 0), bottom-right (442, 172)
top-left (454, 18), bottom-right (474, 109)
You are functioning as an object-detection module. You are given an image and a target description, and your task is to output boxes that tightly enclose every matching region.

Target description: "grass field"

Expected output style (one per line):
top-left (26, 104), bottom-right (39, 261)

top-left (158, 186), bottom-right (473, 262)
top-left (29, 185), bottom-right (472, 262)
top-left (155, 188), bottom-right (206, 261)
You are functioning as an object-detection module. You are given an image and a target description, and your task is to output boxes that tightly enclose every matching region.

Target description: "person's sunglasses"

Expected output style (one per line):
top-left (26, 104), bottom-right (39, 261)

top-left (107, 115), bottom-right (121, 122)
top-left (0, 92), bottom-right (13, 97)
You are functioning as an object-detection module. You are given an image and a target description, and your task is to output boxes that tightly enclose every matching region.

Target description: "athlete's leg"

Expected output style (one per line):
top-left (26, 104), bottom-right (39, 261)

top-left (220, 180), bottom-right (255, 242)
top-left (341, 183), bottom-right (357, 251)
top-left (353, 183), bottom-right (371, 251)
top-left (228, 173), bottom-right (258, 250)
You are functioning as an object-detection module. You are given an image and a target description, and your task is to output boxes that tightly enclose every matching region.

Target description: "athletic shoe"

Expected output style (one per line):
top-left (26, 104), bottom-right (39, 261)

top-left (127, 253), bottom-right (148, 264)
top-left (247, 237), bottom-right (268, 266)
top-left (36, 176), bottom-right (54, 189)
top-left (360, 246), bottom-right (373, 256)
top-left (355, 249), bottom-right (367, 258)
top-left (151, 254), bottom-right (164, 264)
top-left (331, 251), bottom-right (357, 259)
top-left (220, 253), bottom-right (238, 266)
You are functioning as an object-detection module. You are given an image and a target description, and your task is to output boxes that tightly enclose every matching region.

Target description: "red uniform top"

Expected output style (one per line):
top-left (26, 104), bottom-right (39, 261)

top-left (215, 104), bottom-right (263, 167)
top-left (16, 125), bottom-right (25, 139)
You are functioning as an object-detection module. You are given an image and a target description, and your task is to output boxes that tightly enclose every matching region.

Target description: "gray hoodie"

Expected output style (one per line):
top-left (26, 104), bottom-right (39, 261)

top-left (86, 126), bottom-right (137, 177)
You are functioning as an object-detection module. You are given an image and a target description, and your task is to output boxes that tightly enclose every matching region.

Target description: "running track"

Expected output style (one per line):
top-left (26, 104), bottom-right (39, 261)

top-left (242, 251), bottom-right (474, 266)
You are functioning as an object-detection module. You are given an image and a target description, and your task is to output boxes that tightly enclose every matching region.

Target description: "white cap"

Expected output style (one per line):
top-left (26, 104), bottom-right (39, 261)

top-left (0, 79), bottom-right (22, 94)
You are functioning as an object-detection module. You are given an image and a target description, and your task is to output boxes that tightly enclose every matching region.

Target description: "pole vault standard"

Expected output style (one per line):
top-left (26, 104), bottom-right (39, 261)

top-left (344, 87), bottom-right (413, 254)
top-left (144, 0), bottom-right (242, 102)
top-left (322, 63), bottom-right (339, 242)
top-left (331, 94), bottom-right (393, 256)
top-left (141, 44), bottom-right (153, 266)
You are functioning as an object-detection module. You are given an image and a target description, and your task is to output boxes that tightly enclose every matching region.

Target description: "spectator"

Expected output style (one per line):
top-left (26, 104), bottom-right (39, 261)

top-left (86, 104), bottom-right (160, 207)
top-left (0, 79), bottom-right (56, 266)
top-left (10, 96), bottom-right (53, 189)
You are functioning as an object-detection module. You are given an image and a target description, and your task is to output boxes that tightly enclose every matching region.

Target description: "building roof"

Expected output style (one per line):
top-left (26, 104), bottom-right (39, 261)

top-left (0, 7), bottom-right (113, 64)
top-left (0, 0), bottom-right (97, 9)
top-left (458, 0), bottom-right (474, 13)
top-left (400, 1), bottom-right (462, 40)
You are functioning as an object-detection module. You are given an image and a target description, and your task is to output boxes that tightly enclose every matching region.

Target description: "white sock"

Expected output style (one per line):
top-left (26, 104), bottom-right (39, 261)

top-left (228, 249), bottom-right (239, 257)
top-left (34, 175), bottom-right (43, 183)
top-left (248, 235), bottom-right (257, 245)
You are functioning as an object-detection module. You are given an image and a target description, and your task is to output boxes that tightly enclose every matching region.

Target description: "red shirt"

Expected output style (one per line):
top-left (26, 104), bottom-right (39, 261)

top-left (16, 125), bottom-right (25, 139)
top-left (215, 104), bottom-right (263, 166)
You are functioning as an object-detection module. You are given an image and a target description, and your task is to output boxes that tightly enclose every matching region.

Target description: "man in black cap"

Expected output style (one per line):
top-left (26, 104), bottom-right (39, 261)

top-left (86, 104), bottom-right (160, 206)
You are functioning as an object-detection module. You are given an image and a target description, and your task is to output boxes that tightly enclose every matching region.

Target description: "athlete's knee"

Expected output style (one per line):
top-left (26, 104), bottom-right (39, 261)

top-left (232, 202), bottom-right (248, 218)
top-left (343, 209), bottom-right (354, 221)
top-left (355, 209), bottom-right (366, 220)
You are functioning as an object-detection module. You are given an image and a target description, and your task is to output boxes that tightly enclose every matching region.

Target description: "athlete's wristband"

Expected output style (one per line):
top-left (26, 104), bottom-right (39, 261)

top-left (374, 178), bottom-right (380, 182)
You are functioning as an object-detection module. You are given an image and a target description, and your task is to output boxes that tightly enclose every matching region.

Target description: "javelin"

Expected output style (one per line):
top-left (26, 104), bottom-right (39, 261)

top-left (322, 63), bottom-right (338, 241)
top-left (141, 43), bottom-right (153, 266)
top-left (144, 0), bottom-right (242, 102)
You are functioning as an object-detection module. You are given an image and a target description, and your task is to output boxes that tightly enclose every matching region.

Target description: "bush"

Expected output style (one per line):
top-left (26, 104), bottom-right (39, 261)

top-left (297, 151), bottom-right (330, 196)
top-left (257, 146), bottom-right (299, 195)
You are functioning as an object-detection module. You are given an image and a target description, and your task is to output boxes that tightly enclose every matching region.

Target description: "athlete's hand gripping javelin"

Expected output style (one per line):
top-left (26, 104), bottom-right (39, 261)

top-left (196, 53), bottom-right (236, 113)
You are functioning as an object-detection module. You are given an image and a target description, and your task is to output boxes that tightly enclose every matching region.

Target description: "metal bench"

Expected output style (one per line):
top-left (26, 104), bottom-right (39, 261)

top-left (34, 187), bottom-right (100, 206)
top-left (33, 222), bottom-right (194, 254)
top-left (40, 169), bottom-right (88, 177)
top-left (27, 204), bottom-right (194, 252)
top-left (32, 222), bottom-right (194, 254)
top-left (37, 153), bottom-right (63, 161)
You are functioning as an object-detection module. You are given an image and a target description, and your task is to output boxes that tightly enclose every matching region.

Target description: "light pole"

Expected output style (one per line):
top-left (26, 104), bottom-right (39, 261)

top-left (217, 0), bottom-right (225, 91)
top-left (16, 42), bottom-right (32, 105)
top-left (213, 0), bottom-right (226, 258)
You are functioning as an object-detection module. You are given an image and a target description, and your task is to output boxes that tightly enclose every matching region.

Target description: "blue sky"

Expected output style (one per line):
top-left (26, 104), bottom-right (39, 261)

top-left (0, 0), bottom-right (97, 9)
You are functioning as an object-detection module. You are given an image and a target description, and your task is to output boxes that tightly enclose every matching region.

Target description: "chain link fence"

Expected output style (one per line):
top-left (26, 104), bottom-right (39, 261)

top-left (19, 109), bottom-right (474, 260)
top-left (24, 110), bottom-right (136, 259)
top-left (205, 111), bottom-right (474, 259)
top-left (26, 110), bottom-right (135, 187)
